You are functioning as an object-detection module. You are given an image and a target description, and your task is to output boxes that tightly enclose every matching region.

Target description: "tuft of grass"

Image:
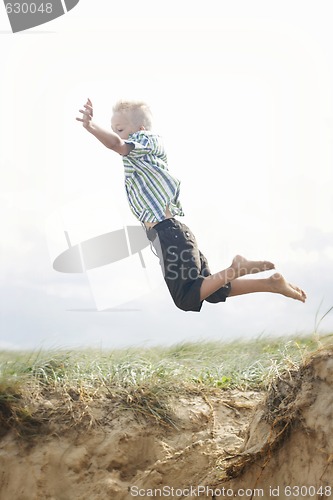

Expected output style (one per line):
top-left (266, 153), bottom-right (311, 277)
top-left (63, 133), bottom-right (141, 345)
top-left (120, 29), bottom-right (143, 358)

top-left (0, 333), bottom-right (332, 439)
top-left (0, 380), bottom-right (43, 438)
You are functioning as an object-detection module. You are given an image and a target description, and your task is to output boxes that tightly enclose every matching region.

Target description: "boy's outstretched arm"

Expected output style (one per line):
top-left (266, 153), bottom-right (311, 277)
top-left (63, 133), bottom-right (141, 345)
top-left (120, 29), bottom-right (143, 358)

top-left (76, 98), bottom-right (132, 156)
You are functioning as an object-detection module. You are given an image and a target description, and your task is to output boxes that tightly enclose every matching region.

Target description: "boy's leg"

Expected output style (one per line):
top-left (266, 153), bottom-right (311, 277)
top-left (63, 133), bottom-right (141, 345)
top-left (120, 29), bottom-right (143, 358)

top-left (147, 221), bottom-right (306, 309)
top-left (200, 255), bottom-right (306, 303)
top-left (198, 250), bottom-right (231, 304)
top-left (199, 255), bottom-right (275, 301)
top-left (229, 273), bottom-right (307, 302)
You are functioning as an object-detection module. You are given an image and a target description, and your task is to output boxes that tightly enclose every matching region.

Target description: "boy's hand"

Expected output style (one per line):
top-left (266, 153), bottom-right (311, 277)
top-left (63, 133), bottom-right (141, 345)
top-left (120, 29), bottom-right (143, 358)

top-left (75, 98), bottom-right (129, 154)
top-left (76, 98), bottom-right (93, 129)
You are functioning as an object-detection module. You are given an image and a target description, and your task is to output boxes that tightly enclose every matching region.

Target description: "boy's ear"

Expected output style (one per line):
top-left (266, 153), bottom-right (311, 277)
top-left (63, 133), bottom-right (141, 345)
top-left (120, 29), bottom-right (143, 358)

top-left (139, 125), bottom-right (146, 130)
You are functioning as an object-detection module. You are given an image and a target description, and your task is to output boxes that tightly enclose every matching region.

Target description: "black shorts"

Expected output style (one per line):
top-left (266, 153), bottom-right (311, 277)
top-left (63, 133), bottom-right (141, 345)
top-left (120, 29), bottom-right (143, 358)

top-left (146, 218), bottom-right (231, 312)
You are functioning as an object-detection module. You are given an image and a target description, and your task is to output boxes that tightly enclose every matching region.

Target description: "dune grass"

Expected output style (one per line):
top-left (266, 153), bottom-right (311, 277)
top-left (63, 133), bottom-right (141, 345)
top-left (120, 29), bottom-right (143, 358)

top-left (0, 333), bottom-right (332, 438)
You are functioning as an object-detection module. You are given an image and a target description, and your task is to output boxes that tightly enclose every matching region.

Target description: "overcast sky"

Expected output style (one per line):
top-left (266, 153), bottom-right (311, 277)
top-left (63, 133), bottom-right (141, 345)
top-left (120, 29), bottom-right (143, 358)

top-left (1, 0), bottom-right (333, 350)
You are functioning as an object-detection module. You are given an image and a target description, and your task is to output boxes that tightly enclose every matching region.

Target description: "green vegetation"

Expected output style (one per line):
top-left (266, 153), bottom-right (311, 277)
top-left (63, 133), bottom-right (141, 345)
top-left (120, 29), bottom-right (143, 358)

top-left (0, 334), bottom-right (332, 438)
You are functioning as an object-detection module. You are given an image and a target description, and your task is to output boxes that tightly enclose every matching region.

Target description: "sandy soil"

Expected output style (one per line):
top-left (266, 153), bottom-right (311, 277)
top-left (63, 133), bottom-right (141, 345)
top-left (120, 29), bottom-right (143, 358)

top-left (1, 349), bottom-right (333, 500)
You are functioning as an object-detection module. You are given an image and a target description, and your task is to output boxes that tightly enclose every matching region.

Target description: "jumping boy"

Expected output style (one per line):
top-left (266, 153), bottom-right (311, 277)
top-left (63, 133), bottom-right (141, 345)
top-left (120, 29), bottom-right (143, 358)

top-left (76, 98), bottom-right (307, 312)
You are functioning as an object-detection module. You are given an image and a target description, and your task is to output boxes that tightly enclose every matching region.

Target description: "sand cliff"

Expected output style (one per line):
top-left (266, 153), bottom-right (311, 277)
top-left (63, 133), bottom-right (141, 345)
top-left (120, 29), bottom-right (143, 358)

top-left (1, 348), bottom-right (332, 500)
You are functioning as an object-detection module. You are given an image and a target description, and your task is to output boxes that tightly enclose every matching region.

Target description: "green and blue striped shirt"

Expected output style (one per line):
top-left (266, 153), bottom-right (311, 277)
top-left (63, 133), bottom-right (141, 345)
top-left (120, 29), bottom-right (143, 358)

top-left (123, 131), bottom-right (184, 222)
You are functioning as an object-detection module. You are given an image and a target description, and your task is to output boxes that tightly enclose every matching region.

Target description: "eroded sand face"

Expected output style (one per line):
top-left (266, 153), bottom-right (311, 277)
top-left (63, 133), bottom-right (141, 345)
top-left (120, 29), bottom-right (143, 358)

top-left (1, 350), bottom-right (333, 500)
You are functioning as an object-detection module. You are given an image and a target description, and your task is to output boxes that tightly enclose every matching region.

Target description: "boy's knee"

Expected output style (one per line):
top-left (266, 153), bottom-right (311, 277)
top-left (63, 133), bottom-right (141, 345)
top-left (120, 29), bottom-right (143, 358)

top-left (169, 277), bottom-right (204, 312)
top-left (173, 294), bottom-right (202, 313)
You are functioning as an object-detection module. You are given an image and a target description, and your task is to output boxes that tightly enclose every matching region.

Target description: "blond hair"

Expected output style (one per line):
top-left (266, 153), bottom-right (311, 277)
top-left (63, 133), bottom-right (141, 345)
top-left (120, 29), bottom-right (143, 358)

top-left (112, 100), bottom-right (153, 131)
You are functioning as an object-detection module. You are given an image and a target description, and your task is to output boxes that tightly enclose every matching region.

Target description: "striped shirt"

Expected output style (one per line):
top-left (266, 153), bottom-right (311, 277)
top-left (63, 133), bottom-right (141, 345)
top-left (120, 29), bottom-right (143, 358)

top-left (123, 131), bottom-right (184, 222)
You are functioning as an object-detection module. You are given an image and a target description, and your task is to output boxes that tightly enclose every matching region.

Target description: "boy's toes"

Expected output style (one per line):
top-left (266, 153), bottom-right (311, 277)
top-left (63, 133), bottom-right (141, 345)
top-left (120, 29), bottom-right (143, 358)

top-left (263, 261), bottom-right (275, 271)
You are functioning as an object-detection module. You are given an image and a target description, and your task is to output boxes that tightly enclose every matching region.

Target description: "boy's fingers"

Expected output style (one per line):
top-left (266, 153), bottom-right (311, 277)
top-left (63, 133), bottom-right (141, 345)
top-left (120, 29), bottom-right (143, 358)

top-left (84, 105), bottom-right (93, 115)
top-left (79, 108), bottom-right (91, 117)
top-left (76, 99), bottom-right (93, 123)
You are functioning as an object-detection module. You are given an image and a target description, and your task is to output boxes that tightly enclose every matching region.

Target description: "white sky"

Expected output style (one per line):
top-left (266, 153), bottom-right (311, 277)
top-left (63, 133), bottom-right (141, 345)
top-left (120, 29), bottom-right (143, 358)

top-left (1, 0), bottom-right (333, 349)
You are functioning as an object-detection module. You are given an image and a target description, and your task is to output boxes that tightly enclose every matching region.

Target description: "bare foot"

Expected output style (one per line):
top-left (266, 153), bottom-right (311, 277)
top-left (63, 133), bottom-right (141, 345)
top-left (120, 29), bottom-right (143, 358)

top-left (231, 255), bottom-right (275, 278)
top-left (269, 273), bottom-right (307, 302)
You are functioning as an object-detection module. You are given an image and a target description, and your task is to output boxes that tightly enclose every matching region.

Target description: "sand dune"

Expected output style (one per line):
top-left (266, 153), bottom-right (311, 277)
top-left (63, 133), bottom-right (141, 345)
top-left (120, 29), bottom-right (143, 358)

top-left (0, 349), bottom-right (332, 499)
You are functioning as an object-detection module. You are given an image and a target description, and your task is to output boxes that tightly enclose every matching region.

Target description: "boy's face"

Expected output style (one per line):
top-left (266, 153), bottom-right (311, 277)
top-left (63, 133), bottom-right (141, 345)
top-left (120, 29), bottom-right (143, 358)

top-left (111, 111), bottom-right (141, 139)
